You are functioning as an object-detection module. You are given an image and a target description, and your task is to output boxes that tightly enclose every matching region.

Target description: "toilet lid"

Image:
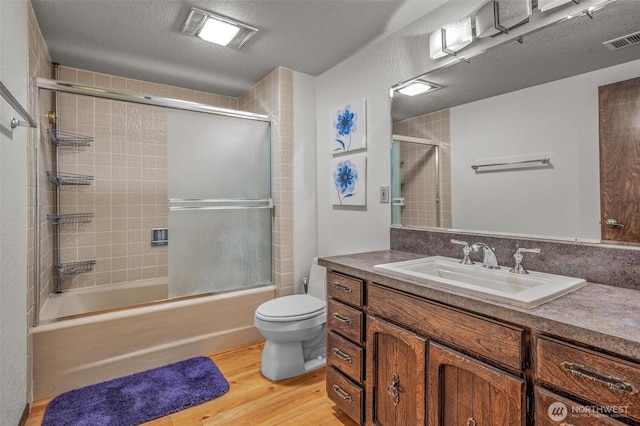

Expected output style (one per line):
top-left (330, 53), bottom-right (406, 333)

top-left (255, 295), bottom-right (326, 322)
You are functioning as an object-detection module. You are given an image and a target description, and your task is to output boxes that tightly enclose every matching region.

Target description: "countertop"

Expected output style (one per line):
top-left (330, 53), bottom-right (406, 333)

top-left (319, 250), bottom-right (640, 361)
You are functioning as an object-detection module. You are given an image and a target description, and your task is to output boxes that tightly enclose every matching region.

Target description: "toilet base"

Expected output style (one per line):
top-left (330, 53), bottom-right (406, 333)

top-left (260, 340), bottom-right (326, 381)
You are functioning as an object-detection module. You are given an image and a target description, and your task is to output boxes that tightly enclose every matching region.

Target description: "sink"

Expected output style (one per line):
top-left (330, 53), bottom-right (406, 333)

top-left (373, 256), bottom-right (587, 308)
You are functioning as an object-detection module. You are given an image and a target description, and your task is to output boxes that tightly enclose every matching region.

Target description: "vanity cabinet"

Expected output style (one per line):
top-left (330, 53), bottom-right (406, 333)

top-left (535, 336), bottom-right (640, 424)
top-left (366, 283), bottom-right (525, 426)
top-left (366, 316), bottom-right (426, 425)
top-left (323, 257), bottom-right (639, 425)
top-left (326, 271), bottom-right (365, 424)
top-left (428, 342), bottom-right (525, 426)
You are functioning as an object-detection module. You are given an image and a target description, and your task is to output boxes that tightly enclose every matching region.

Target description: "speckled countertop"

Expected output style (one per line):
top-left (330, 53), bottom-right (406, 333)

top-left (319, 250), bottom-right (640, 361)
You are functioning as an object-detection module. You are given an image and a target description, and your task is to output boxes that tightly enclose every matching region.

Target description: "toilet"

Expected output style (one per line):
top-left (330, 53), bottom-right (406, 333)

top-left (254, 258), bottom-right (327, 381)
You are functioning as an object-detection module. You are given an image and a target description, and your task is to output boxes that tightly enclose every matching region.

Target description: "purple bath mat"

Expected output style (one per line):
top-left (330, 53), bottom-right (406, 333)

top-left (42, 356), bottom-right (229, 426)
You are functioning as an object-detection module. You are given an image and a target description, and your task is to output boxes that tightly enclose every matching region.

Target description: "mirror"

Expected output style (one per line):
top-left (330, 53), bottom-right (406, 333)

top-left (391, 0), bottom-right (640, 242)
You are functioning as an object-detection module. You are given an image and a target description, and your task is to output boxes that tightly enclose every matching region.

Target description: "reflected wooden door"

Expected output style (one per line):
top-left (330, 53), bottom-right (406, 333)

top-left (599, 76), bottom-right (640, 243)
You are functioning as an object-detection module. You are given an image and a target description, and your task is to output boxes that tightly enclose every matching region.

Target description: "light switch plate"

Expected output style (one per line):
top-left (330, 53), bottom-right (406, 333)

top-left (380, 186), bottom-right (389, 203)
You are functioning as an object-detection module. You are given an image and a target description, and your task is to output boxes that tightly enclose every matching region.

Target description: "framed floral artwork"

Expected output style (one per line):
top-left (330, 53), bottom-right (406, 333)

top-left (331, 153), bottom-right (367, 206)
top-left (331, 99), bottom-right (366, 153)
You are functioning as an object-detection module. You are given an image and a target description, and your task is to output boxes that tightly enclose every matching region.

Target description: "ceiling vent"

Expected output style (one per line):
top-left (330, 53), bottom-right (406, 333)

top-left (603, 30), bottom-right (640, 51)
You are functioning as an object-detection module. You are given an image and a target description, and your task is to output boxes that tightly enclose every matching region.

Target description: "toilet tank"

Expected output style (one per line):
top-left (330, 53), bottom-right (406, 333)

top-left (308, 258), bottom-right (327, 300)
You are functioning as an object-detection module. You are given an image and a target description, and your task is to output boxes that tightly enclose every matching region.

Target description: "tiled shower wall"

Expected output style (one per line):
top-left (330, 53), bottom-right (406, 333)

top-left (47, 66), bottom-right (241, 292)
top-left (36, 64), bottom-right (293, 296)
top-left (393, 109), bottom-right (452, 229)
top-left (240, 68), bottom-right (294, 297)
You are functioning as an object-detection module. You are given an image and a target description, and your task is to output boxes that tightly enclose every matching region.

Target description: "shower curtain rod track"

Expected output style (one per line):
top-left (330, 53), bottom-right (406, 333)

top-left (35, 77), bottom-right (271, 122)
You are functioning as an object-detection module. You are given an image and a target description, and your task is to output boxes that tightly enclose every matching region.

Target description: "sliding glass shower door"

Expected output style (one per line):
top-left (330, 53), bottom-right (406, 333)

top-left (167, 110), bottom-right (271, 298)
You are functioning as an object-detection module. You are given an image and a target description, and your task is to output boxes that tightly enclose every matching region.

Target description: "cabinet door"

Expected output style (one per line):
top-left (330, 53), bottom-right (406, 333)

top-left (428, 342), bottom-right (525, 426)
top-left (366, 316), bottom-right (427, 426)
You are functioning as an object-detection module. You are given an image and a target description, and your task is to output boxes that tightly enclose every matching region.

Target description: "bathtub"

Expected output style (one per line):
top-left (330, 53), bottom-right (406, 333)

top-left (39, 278), bottom-right (170, 321)
top-left (32, 284), bottom-right (275, 400)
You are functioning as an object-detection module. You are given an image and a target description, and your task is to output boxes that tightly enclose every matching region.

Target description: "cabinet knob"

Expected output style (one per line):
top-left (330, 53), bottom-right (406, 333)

top-left (466, 418), bottom-right (477, 426)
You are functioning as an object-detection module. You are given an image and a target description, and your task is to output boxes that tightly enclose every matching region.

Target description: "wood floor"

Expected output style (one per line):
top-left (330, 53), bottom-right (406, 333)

top-left (26, 340), bottom-right (358, 426)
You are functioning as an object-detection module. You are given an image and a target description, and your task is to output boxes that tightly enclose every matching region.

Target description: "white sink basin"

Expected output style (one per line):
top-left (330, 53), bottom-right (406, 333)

top-left (373, 256), bottom-right (587, 308)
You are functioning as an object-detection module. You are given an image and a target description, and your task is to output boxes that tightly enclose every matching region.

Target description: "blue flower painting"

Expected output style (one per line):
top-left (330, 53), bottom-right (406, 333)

top-left (331, 154), bottom-right (367, 206)
top-left (332, 100), bottom-right (366, 153)
top-left (334, 160), bottom-right (358, 204)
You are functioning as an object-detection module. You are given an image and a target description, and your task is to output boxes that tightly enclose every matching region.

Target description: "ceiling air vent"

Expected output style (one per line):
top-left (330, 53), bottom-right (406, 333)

top-left (603, 30), bottom-right (640, 51)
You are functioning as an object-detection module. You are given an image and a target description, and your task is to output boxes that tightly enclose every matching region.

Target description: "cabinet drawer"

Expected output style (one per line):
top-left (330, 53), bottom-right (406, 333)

top-left (367, 284), bottom-right (524, 370)
top-left (535, 387), bottom-right (626, 425)
top-left (536, 337), bottom-right (640, 422)
top-left (327, 271), bottom-right (363, 307)
top-left (327, 366), bottom-right (363, 424)
top-left (328, 331), bottom-right (363, 383)
top-left (327, 299), bottom-right (363, 344)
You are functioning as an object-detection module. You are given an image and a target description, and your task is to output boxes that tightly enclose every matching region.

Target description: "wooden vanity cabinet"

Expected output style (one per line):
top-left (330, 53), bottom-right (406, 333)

top-left (324, 261), bottom-right (639, 426)
top-left (365, 283), bottom-right (526, 426)
top-left (366, 315), bottom-right (427, 425)
top-left (428, 342), bottom-right (526, 426)
top-left (535, 336), bottom-right (640, 424)
top-left (325, 271), bottom-right (365, 424)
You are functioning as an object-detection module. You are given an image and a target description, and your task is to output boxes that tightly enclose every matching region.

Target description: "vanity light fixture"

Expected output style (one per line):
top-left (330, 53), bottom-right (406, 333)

top-left (538, 0), bottom-right (580, 12)
top-left (180, 7), bottom-right (258, 49)
top-left (429, 17), bottom-right (474, 59)
top-left (566, 0), bottom-right (615, 19)
top-left (475, 0), bottom-right (532, 38)
top-left (393, 79), bottom-right (442, 96)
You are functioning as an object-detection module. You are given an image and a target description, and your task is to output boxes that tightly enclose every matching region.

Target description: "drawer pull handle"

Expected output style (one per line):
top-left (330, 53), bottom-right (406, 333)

top-left (332, 347), bottom-right (353, 363)
top-left (332, 384), bottom-right (353, 402)
top-left (467, 418), bottom-right (477, 426)
top-left (332, 312), bottom-right (353, 325)
top-left (386, 373), bottom-right (400, 406)
top-left (333, 282), bottom-right (353, 293)
top-left (561, 362), bottom-right (639, 395)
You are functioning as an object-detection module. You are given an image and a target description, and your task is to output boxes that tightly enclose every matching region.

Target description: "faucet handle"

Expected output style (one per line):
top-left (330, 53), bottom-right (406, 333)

top-left (450, 239), bottom-right (473, 265)
top-left (510, 247), bottom-right (541, 274)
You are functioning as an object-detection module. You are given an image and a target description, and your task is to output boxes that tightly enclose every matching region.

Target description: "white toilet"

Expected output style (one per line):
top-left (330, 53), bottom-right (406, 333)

top-left (254, 258), bottom-right (327, 381)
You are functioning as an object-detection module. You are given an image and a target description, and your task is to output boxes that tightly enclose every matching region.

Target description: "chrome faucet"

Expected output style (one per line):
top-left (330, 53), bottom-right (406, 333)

top-left (471, 242), bottom-right (500, 269)
top-left (510, 247), bottom-right (541, 274)
top-left (450, 239), bottom-right (474, 265)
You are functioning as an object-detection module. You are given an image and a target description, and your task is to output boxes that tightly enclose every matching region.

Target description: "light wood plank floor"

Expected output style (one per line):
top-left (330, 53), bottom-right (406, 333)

top-left (26, 341), bottom-right (358, 426)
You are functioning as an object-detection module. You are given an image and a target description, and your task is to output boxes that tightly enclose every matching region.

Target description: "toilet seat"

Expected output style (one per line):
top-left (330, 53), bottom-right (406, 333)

top-left (255, 294), bottom-right (326, 322)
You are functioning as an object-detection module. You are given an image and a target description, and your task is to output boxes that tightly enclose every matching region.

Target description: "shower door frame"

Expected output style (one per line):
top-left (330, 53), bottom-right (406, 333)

top-left (34, 77), bottom-right (272, 325)
top-left (391, 134), bottom-right (441, 229)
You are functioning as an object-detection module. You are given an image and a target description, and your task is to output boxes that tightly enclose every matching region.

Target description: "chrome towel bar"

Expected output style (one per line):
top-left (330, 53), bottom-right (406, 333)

top-left (472, 157), bottom-right (550, 172)
top-left (0, 81), bottom-right (37, 129)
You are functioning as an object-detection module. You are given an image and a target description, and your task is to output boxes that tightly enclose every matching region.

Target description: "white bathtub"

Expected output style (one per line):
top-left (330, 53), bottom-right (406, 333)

top-left (33, 284), bottom-right (275, 400)
top-left (39, 278), bottom-right (169, 321)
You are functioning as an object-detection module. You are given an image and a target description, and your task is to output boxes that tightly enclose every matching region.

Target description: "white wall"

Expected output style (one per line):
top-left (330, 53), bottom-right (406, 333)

top-left (315, 0), bottom-right (467, 256)
top-left (292, 71), bottom-right (317, 291)
top-left (451, 59), bottom-right (640, 242)
top-left (0, 0), bottom-right (29, 423)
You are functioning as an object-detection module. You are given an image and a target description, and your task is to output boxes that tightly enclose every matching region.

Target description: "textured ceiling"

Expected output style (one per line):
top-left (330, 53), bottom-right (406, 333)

top-left (31, 0), bottom-right (446, 96)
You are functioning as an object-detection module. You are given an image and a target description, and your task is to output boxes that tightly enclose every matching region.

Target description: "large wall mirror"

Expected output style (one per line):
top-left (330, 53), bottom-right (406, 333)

top-left (391, 0), bottom-right (640, 243)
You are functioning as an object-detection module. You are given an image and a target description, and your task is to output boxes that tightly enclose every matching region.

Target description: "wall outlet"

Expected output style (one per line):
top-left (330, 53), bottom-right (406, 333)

top-left (380, 186), bottom-right (389, 203)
